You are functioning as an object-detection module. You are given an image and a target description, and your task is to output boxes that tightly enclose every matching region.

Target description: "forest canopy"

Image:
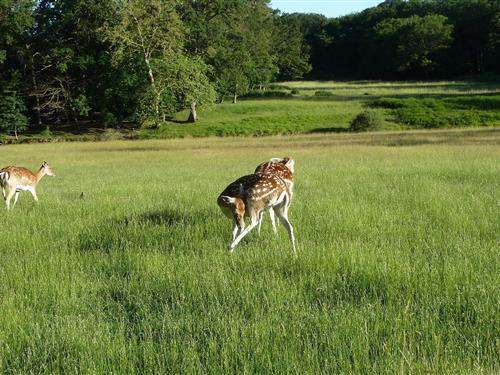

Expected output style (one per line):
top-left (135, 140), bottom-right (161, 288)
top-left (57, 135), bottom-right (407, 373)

top-left (0, 0), bottom-right (498, 131)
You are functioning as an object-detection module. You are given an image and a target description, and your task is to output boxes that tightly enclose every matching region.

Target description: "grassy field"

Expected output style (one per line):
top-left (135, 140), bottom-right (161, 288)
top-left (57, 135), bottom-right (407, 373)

top-left (2, 79), bottom-right (499, 143)
top-left (152, 80), bottom-right (500, 138)
top-left (0, 128), bottom-right (498, 373)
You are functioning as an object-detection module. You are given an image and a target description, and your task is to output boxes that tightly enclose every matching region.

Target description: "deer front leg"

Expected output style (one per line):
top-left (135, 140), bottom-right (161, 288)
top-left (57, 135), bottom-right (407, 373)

top-left (2, 187), bottom-right (5, 200)
top-left (5, 189), bottom-right (15, 210)
top-left (12, 191), bottom-right (20, 208)
top-left (232, 222), bottom-right (239, 242)
top-left (230, 214), bottom-right (259, 252)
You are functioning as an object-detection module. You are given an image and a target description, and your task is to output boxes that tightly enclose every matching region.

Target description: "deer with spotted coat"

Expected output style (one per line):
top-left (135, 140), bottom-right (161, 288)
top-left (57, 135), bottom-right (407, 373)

top-left (217, 157), bottom-right (296, 255)
top-left (0, 161), bottom-right (56, 210)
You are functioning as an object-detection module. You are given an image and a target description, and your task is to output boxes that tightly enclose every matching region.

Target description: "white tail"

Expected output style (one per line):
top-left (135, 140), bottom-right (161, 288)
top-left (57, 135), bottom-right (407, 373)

top-left (0, 161), bottom-right (56, 210)
top-left (218, 157), bottom-right (296, 255)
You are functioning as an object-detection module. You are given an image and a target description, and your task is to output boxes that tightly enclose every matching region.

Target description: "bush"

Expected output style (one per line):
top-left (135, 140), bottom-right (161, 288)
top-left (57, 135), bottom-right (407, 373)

top-left (372, 95), bottom-right (500, 128)
top-left (314, 90), bottom-right (334, 96)
top-left (291, 89), bottom-right (300, 95)
top-left (350, 110), bottom-right (383, 132)
top-left (241, 90), bottom-right (292, 98)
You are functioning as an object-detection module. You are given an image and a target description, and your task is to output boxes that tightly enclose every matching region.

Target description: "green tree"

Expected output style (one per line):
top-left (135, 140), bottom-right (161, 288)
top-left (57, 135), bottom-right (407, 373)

top-left (104, 0), bottom-right (214, 123)
top-left (374, 14), bottom-right (453, 76)
top-left (272, 13), bottom-right (311, 80)
top-left (0, 85), bottom-right (28, 139)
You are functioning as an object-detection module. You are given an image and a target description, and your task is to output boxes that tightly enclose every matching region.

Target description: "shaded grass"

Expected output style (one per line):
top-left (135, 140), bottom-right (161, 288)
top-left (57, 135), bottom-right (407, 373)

top-left (0, 132), bottom-right (498, 373)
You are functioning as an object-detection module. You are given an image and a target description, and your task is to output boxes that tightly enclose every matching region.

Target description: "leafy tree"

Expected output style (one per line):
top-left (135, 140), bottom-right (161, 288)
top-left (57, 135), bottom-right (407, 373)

top-left (0, 83), bottom-right (28, 139)
top-left (374, 14), bottom-right (453, 76)
top-left (272, 13), bottom-right (311, 80)
top-left (182, 0), bottom-right (278, 102)
top-left (104, 0), bottom-right (214, 122)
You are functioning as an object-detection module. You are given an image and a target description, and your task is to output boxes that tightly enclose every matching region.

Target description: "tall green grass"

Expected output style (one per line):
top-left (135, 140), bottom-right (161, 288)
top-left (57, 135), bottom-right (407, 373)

top-left (0, 131), bottom-right (498, 373)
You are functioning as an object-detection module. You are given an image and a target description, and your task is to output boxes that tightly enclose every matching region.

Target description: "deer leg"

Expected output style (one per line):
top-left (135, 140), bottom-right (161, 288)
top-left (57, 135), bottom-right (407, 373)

top-left (230, 214), bottom-right (259, 252)
top-left (5, 189), bottom-right (15, 210)
top-left (29, 188), bottom-right (38, 202)
top-left (269, 208), bottom-right (278, 235)
top-left (231, 221), bottom-right (239, 242)
top-left (275, 205), bottom-right (297, 256)
top-left (231, 213), bottom-right (245, 243)
top-left (2, 187), bottom-right (5, 200)
top-left (12, 191), bottom-right (20, 208)
top-left (257, 211), bottom-right (264, 235)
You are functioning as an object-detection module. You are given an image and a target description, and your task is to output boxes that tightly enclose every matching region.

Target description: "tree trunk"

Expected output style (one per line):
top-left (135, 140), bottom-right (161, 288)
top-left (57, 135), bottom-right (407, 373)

top-left (187, 101), bottom-right (197, 123)
top-left (30, 63), bottom-right (42, 127)
top-left (27, 45), bottom-right (42, 127)
top-left (232, 93), bottom-right (237, 104)
top-left (144, 55), bottom-right (160, 120)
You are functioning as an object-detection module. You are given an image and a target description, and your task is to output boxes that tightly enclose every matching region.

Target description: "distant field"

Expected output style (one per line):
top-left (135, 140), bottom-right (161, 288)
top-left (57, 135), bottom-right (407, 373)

top-left (281, 79), bottom-right (500, 96)
top-left (0, 129), bottom-right (498, 373)
top-left (154, 79), bottom-right (500, 137)
top-left (2, 80), bottom-right (499, 143)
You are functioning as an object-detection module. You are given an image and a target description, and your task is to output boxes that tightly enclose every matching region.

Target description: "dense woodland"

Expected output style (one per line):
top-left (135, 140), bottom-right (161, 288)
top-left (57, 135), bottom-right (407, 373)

top-left (0, 0), bottom-right (499, 133)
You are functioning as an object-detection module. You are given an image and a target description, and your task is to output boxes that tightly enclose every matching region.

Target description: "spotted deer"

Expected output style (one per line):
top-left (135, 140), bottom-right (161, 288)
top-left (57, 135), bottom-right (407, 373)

top-left (217, 157), bottom-right (296, 255)
top-left (253, 157), bottom-right (295, 235)
top-left (0, 161), bottom-right (56, 210)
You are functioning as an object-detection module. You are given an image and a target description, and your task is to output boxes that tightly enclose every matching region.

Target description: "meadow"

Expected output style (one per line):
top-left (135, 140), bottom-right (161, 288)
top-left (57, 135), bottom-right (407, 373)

top-left (0, 128), bottom-right (498, 373)
top-left (2, 79), bottom-right (499, 144)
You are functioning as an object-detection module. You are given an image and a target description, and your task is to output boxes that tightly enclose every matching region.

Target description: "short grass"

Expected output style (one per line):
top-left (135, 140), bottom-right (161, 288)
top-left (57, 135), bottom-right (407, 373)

top-left (0, 129), bottom-right (498, 373)
top-left (150, 79), bottom-right (500, 138)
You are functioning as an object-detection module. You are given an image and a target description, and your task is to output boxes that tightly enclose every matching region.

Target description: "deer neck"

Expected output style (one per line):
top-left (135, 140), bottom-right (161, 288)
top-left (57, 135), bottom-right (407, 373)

top-left (35, 167), bottom-right (46, 184)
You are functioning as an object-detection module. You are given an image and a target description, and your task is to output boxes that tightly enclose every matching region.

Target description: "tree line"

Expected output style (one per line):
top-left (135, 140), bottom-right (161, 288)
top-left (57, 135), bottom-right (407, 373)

top-left (293, 0), bottom-right (500, 79)
top-left (0, 0), bottom-right (499, 135)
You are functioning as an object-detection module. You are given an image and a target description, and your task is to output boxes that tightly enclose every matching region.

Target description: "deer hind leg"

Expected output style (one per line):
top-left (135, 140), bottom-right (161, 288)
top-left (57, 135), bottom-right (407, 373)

top-left (29, 188), bottom-right (38, 202)
top-left (257, 211), bottom-right (264, 235)
top-left (275, 202), bottom-right (297, 256)
top-left (269, 208), bottom-right (278, 235)
top-left (230, 211), bottom-right (260, 252)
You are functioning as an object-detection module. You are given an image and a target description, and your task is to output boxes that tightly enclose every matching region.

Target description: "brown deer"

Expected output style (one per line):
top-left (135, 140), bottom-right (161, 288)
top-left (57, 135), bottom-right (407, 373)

top-left (0, 161), bottom-right (56, 210)
top-left (217, 157), bottom-right (296, 255)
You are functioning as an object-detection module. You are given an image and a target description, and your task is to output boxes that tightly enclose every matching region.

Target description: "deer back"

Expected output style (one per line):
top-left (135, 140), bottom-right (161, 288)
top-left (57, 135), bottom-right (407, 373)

top-left (0, 166), bottom-right (37, 187)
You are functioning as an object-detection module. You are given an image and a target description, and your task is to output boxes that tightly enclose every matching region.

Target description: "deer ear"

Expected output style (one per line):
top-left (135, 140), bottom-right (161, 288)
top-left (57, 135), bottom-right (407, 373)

top-left (285, 158), bottom-right (295, 173)
top-left (220, 196), bottom-right (235, 204)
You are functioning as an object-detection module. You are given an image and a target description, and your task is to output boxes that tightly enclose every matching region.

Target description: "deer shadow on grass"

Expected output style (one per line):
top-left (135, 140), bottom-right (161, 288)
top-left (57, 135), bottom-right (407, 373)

top-left (78, 207), bottom-right (216, 254)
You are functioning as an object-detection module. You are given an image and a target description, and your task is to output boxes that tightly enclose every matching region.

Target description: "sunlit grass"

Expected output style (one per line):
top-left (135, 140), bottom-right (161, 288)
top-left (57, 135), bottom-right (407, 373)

top-left (0, 130), bottom-right (498, 373)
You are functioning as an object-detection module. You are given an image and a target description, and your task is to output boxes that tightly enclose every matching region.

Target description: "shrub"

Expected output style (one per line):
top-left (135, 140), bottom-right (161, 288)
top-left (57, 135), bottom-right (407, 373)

top-left (314, 90), bottom-right (334, 96)
top-left (350, 110), bottom-right (383, 132)
top-left (241, 90), bottom-right (292, 98)
top-left (291, 89), bottom-right (300, 95)
top-left (372, 95), bottom-right (500, 128)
